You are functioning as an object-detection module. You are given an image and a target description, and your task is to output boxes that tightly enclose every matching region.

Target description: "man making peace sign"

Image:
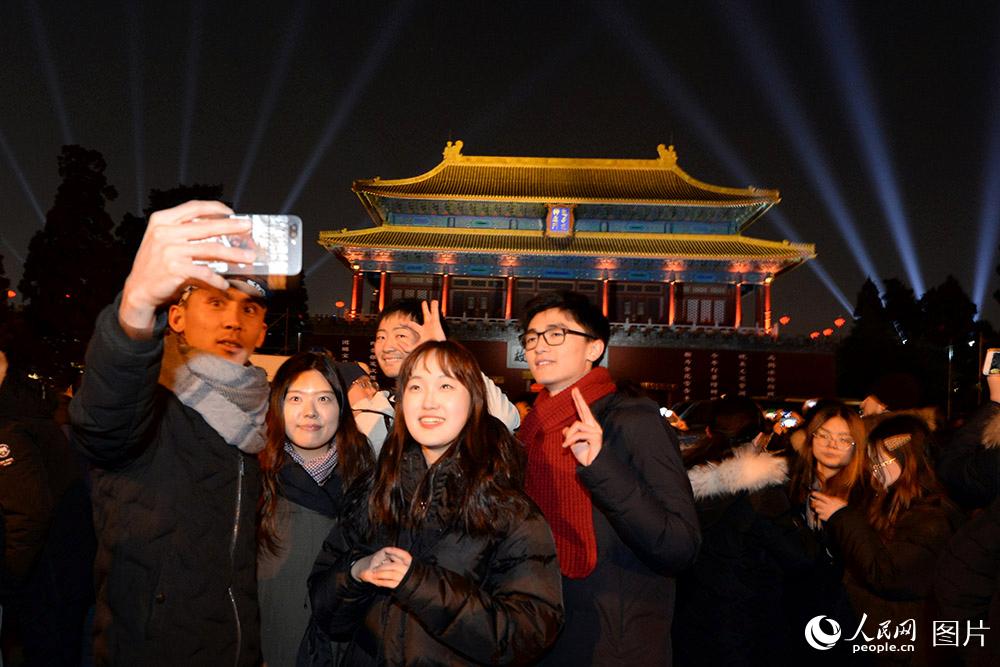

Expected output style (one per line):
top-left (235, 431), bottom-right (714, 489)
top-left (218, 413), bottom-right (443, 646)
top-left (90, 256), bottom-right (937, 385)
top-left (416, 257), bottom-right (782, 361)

top-left (517, 291), bottom-right (700, 666)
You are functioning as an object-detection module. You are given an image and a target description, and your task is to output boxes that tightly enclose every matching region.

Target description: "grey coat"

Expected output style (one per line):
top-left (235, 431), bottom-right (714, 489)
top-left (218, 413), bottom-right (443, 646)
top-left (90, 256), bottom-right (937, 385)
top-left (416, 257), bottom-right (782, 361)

top-left (258, 496), bottom-right (336, 667)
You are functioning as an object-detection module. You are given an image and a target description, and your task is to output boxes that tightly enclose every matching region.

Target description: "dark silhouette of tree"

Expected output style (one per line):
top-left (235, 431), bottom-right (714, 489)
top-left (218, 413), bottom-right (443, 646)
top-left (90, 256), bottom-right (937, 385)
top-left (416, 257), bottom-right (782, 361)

top-left (837, 275), bottom-right (988, 416)
top-left (881, 278), bottom-right (921, 344)
top-left (917, 275), bottom-right (980, 411)
top-left (18, 146), bottom-right (119, 385)
top-left (836, 278), bottom-right (907, 399)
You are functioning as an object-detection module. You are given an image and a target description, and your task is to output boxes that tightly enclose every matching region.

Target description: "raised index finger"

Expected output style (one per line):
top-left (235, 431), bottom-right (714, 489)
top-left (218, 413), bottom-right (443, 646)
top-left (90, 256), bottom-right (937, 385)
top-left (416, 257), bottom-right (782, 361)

top-left (571, 387), bottom-right (599, 426)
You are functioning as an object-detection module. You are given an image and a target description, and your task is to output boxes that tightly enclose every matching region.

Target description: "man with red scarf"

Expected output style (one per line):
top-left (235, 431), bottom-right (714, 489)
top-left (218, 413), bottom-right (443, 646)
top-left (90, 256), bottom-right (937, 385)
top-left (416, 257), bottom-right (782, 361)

top-left (518, 291), bottom-right (700, 666)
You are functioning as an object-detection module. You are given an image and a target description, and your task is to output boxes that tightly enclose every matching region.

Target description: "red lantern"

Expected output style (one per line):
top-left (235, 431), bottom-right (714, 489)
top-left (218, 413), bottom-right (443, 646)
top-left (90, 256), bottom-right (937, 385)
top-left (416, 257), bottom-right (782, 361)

top-left (778, 315), bottom-right (791, 326)
top-left (833, 317), bottom-right (846, 328)
top-left (809, 331), bottom-right (820, 339)
top-left (334, 300), bottom-right (345, 309)
top-left (822, 328), bottom-right (834, 337)
top-left (5, 289), bottom-right (14, 299)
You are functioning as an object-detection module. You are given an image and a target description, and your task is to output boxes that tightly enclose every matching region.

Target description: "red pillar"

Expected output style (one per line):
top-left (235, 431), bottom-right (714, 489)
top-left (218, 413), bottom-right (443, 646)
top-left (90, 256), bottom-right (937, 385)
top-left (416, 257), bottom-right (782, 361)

top-left (440, 274), bottom-right (450, 317)
top-left (350, 272), bottom-right (363, 317)
top-left (504, 276), bottom-right (515, 320)
top-left (378, 271), bottom-right (388, 312)
top-left (764, 280), bottom-right (773, 333)
top-left (668, 282), bottom-right (677, 325)
top-left (734, 283), bottom-right (742, 328)
top-left (602, 279), bottom-right (610, 318)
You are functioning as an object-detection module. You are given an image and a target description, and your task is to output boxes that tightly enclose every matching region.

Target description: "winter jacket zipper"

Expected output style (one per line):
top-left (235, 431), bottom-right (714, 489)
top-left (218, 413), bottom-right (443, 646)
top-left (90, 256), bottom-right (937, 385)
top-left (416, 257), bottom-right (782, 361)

top-left (228, 454), bottom-right (244, 667)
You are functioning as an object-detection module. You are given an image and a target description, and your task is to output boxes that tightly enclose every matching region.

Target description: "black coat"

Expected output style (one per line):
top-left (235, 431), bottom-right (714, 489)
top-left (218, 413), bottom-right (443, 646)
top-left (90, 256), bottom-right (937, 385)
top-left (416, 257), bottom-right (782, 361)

top-left (936, 401), bottom-right (1000, 508)
top-left (308, 443), bottom-right (564, 666)
top-left (540, 392), bottom-right (700, 666)
top-left (71, 299), bottom-right (261, 667)
top-left (934, 403), bottom-right (1000, 666)
top-left (674, 446), bottom-right (806, 667)
top-left (0, 377), bottom-right (96, 666)
top-left (827, 501), bottom-right (961, 662)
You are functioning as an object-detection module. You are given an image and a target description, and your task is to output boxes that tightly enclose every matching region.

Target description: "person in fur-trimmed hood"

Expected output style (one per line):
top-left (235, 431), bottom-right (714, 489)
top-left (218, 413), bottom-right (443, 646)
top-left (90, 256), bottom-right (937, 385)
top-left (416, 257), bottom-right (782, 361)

top-left (673, 396), bottom-right (808, 667)
top-left (933, 371), bottom-right (1000, 665)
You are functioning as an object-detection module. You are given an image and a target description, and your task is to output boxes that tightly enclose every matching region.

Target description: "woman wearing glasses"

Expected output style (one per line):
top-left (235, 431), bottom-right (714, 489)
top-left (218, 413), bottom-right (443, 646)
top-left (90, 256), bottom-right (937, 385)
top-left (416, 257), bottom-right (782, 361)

top-left (785, 403), bottom-right (867, 659)
top-left (811, 415), bottom-right (961, 661)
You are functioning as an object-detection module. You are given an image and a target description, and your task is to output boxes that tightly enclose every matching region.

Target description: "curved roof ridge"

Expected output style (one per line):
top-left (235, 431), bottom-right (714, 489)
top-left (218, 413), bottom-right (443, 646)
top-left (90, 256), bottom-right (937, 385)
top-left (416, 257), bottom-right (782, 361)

top-left (353, 141), bottom-right (780, 202)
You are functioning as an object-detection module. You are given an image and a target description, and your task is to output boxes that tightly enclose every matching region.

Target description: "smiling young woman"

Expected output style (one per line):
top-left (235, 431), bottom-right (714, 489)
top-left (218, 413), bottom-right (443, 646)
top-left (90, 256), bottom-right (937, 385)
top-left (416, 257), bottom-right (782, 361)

top-left (307, 341), bottom-right (563, 666)
top-left (256, 352), bottom-right (374, 667)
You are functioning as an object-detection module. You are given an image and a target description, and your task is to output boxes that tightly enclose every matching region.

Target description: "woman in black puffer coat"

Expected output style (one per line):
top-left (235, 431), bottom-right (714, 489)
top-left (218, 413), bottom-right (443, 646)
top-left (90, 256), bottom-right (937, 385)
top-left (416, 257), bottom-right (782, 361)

top-left (307, 341), bottom-right (563, 666)
top-left (812, 415), bottom-right (962, 664)
top-left (674, 397), bottom-right (806, 666)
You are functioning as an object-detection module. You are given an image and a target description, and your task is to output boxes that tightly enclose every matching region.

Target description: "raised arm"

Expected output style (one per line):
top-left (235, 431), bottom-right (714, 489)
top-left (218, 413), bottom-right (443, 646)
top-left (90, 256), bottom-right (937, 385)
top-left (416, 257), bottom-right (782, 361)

top-left (576, 397), bottom-right (701, 573)
top-left (71, 201), bottom-right (257, 466)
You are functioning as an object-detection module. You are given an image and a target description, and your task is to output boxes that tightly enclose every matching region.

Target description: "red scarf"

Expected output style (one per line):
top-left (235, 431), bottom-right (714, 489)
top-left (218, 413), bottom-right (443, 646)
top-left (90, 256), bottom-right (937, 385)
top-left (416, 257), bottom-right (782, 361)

top-left (520, 367), bottom-right (616, 578)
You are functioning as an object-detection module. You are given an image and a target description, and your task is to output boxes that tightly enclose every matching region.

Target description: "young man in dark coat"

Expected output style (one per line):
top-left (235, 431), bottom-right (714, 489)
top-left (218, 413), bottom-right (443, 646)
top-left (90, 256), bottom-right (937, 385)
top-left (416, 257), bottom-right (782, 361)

top-left (70, 201), bottom-right (271, 666)
top-left (518, 291), bottom-right (700, 666)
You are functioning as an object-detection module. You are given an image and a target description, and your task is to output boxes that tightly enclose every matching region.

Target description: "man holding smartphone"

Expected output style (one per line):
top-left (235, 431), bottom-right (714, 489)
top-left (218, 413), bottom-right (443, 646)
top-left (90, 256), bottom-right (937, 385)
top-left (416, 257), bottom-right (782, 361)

top-left (71, 201), bottom-right (270, 666)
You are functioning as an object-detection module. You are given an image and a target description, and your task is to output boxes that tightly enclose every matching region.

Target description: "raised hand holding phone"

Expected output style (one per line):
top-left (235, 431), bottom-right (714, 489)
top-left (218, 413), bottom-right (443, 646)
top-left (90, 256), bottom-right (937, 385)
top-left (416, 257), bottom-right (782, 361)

top-left (120, 200), bottom-right (255, 337)
top-left (562, 387), bottom-right (604, 467)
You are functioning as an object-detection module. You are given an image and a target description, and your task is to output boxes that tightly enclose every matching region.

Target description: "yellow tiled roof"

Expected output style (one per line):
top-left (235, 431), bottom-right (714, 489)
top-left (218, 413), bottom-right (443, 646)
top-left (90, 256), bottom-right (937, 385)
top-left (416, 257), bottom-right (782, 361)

top-left (319, 226), bottom-right (814, 261)
top-left (353, 142), bottom-right (779, 207)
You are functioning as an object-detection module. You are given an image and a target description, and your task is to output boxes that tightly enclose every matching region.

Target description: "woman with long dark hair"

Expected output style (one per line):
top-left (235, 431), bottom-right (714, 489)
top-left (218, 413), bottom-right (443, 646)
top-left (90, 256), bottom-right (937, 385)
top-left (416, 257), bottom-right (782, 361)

top-left (257, 352), bottom-right (374, 666)
top-left (812, 415), bottom-right (961, 661)
top-left (785, 402), bottom-right (868, 660)
top-left (308, 340), bottom-right (563, 666)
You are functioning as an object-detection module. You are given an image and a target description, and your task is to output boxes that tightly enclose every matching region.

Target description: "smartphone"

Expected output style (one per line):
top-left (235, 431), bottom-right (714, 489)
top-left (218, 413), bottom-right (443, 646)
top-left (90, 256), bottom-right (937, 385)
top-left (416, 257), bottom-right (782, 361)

top-left (984, 348), bottom-right (1000, 375)
top-left (780, 411), bottom-right (801, 429)
top-left (194, 214), bottom-right (302, 276)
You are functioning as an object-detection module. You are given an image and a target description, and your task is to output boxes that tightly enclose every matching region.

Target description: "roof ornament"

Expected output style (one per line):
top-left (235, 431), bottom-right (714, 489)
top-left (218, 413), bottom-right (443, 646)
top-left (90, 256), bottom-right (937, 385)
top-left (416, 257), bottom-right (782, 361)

top-left (656, 143), bottom-right (678, 166)
top-left (443, 140), bottom-right (464, 160)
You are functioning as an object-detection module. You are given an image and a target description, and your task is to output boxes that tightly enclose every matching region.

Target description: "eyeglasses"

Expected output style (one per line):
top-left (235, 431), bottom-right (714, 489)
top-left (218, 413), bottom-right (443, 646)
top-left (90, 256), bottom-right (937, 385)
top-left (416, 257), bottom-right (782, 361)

top-left (871, 456), bottom-right (897, 475)
top-left (812, 428), bottom-right (855, 450)
top-left (520, 327), bottom-right (596, 351)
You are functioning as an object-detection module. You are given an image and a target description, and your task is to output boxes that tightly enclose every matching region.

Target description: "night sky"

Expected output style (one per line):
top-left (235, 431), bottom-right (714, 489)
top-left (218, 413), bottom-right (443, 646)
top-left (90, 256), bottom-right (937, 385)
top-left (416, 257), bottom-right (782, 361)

top-left (1, 0), bottom-right (997, 334)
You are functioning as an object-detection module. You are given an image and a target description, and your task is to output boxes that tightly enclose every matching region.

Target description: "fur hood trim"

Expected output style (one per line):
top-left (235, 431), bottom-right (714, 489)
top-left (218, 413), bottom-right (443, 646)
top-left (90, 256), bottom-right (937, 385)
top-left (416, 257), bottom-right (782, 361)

top-left (687, 445), bottom-right (788, 500)
top-left (983, 405), bottom-right (1000, 449)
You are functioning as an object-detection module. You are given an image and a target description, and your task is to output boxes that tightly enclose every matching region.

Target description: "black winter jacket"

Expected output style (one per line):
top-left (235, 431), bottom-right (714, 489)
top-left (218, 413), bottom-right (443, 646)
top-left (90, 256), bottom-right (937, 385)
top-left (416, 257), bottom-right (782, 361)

top-left (540, 392), bottom-right (700, 666)
top-left (308, 442), bottom-right (564, 666)
top-left (827, 500), bottom-right (961, 662)
top-left (71, 298), bottom-right (261, 666)
top-left (934, 403), bottom-right (1000, 665)
top-left (674, 446), bottom-right (806, 666)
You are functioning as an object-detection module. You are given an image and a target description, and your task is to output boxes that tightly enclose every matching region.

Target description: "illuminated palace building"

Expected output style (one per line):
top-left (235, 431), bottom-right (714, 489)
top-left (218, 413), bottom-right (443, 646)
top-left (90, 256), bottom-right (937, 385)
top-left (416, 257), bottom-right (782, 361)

top-left (317, 142), bottom-right (832, 401)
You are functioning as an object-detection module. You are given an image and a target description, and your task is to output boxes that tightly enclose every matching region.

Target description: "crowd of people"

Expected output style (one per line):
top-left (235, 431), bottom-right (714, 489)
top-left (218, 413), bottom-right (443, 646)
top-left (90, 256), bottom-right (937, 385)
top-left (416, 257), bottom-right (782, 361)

top-left (1, 200), bottom-right (998, 666)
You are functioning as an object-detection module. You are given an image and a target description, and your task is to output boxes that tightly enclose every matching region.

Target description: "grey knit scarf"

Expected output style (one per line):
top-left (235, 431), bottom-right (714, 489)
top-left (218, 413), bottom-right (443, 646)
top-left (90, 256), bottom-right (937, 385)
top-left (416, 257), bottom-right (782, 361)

top-left (159, 335), bottom-right (269, 454)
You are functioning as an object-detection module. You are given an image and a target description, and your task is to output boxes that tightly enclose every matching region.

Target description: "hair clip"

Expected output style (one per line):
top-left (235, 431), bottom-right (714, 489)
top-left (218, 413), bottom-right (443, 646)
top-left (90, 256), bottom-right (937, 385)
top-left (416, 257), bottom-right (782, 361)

top-left (882, 434), bottom-right (911, 451)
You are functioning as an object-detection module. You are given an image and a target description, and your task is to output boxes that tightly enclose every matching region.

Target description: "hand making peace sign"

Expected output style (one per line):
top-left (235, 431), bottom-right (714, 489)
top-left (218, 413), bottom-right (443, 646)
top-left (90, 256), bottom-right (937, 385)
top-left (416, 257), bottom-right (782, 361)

top-left (562, 387), bottom-right (604, 467)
